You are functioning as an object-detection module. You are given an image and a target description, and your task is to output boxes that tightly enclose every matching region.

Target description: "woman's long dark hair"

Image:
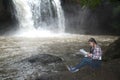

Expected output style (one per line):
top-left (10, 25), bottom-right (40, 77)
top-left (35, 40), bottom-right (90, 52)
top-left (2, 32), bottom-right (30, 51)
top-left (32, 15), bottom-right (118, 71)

top-left (88, 38), bottom-right (97, 44)
top-left (88, 38), bottom-right (97, 53)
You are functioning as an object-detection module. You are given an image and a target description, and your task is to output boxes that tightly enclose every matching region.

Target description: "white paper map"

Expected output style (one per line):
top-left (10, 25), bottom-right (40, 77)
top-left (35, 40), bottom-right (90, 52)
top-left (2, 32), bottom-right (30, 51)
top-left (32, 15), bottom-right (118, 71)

top-left (77, 49), bottom-right (88, 57)
top-left (79, 49), bottom-right (88, 55)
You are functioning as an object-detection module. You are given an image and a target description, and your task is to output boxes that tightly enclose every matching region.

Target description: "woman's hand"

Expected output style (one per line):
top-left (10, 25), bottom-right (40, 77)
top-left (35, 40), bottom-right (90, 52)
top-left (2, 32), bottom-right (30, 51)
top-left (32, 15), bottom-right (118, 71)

top-left (87, 53), bottom-right (92, 57)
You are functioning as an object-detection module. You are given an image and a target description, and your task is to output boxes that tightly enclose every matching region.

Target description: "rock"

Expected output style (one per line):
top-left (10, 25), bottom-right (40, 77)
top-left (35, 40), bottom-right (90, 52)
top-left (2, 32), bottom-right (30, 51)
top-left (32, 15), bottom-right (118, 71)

top-left (103, 38), bottom-right (120, 61)
top-left (28, 54), bottom-right (63, 65)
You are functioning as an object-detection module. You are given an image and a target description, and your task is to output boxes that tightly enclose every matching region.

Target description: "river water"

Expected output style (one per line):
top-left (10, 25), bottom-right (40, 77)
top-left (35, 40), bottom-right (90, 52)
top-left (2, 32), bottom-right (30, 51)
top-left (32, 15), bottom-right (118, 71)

top-left (0, 35), bottom-right (118, 80)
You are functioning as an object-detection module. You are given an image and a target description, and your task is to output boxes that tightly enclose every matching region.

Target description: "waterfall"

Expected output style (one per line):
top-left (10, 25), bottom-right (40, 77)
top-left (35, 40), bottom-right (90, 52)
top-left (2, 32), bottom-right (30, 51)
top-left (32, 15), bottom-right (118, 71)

top-left (12, 0), bottom-right (65, 35)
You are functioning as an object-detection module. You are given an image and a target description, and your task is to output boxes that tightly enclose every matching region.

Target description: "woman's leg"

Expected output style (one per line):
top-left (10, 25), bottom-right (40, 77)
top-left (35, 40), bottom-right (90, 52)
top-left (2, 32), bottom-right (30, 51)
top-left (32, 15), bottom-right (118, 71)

top-left (72, 58), bottom-right (102, 71)
top-left (68, 57), bottom-right (102, 72)
top-left (91, 60), bottom-right (102, 69)
top-left (71, 57), bottom-right (93, 71)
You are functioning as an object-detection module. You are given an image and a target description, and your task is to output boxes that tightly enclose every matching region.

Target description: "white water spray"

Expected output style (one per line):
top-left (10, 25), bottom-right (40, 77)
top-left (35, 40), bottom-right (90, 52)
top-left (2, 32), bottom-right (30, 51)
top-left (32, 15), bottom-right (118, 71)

top-left (12, 0), bottom-right (65, 37)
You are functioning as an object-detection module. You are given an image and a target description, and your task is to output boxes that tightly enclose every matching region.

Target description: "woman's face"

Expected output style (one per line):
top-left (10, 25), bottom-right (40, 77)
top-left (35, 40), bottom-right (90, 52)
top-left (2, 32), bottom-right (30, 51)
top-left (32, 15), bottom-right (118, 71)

top-left (88, 42), bottom-right (94, 47)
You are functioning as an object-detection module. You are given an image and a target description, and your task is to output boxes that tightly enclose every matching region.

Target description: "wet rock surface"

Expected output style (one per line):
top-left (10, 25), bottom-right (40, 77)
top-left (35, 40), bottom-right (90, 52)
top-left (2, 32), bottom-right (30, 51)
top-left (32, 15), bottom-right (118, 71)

top-left (104, 38), bottom-right (120, 61)
top-left (27, 54), bottom-right (63, 65)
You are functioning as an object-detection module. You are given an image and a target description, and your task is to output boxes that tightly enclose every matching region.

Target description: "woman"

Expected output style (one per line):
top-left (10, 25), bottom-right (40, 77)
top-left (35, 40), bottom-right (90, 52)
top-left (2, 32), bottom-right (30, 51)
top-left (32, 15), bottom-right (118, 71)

top-left (67, 38), bottom-right (102, 73)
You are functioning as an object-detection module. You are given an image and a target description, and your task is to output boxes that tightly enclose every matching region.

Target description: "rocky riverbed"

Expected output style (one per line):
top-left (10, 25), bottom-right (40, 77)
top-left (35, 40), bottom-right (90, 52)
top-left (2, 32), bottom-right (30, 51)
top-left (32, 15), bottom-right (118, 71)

top-left (0, 34), bottom-right (119, 80)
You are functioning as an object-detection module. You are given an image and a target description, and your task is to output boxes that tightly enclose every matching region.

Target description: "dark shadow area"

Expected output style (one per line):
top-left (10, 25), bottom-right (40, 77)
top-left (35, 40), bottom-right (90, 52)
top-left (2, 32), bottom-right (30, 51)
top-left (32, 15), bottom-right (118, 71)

top-left (103, 38), bottom-right (120, 61)
top-left (61, 0), bottom-right (120, 35)
top-left (0, 0), bottom-right (18, 35)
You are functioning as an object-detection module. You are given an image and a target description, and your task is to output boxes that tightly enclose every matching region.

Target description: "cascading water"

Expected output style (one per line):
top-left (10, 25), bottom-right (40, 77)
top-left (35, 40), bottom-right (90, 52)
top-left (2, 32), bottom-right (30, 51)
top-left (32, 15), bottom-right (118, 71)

top-left (12, 0), bottom-right (65, 37)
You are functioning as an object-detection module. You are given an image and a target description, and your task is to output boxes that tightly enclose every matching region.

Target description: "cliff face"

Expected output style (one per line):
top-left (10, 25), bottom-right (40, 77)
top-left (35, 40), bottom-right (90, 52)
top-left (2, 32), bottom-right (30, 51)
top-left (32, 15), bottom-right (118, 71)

top-left (62, 1), bottom-right (113, 34)
top-left (0, 0), bottom-right (18, 35)
top-left (0, 0), bottom-right (3, 12)
top-left (62, 0), bottom-right (120, 35)
top-left (0, 0), bottom-right (5, 20)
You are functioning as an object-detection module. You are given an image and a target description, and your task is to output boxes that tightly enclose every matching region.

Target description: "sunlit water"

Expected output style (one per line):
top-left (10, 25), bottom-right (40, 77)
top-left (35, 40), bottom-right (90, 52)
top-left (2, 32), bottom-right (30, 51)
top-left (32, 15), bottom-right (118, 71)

top-left (0, 35), bottom-right (118, 80)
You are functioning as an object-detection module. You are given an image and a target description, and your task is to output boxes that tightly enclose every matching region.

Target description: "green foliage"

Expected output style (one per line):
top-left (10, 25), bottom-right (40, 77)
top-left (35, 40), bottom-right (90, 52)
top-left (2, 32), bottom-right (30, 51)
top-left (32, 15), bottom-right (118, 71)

top-left (70, 0), bottom-right (119, 8)
top-left (68, 0), bottom-right (102, 8)
top-left (77, 0), bottom-right (120, 8)
top-left (79, 0), bottom-right (102, 8)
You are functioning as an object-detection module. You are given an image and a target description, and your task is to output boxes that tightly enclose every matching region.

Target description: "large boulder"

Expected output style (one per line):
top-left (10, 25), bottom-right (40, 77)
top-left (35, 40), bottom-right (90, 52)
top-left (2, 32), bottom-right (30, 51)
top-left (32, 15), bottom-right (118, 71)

top-left (27, 54), bottom-right (63, 65)
top-left (103, 38), bottom-right (120, 61)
